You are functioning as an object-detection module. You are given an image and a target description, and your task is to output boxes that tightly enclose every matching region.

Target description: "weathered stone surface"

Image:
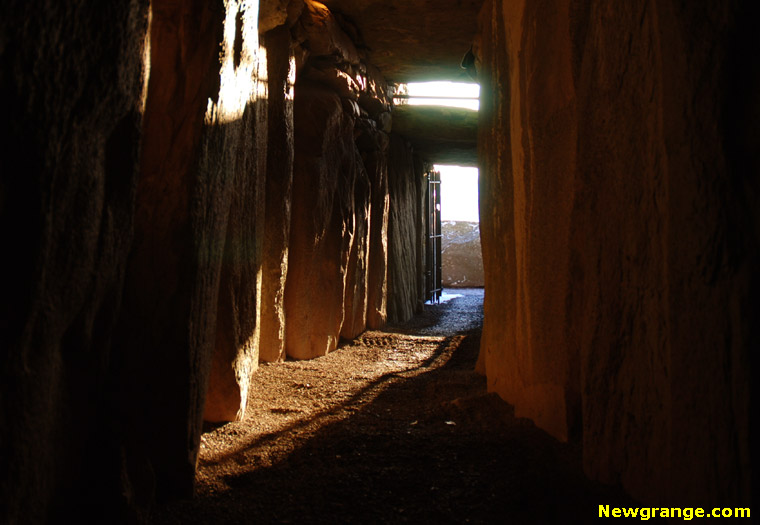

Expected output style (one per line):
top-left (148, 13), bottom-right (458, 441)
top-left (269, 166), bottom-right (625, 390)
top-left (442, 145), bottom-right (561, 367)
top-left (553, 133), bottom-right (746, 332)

top-left (116, 0), bottom-right (265, 500)
top-left (284, 0), bottom-right (395, 354)
top-left (441, 221), bottom-right (484, 287)
top-left (387, 134), bottom-right (425, 322)
top-left (340, 153), bottom-right (372, 340)
top-left (293, 1), bottom-right (395, 112)
top-left (359, 123), bottom-right (390, 329)
top-left (259, 0), bottom-right (303, 33)
top-left (477, 0), bottom-right (755, 506)
top-left (0, 1), bottom-right (149, 522)
top-left (359, 63), bottom-right (392, 117)
top-left (294, 0), bottom-right (361, 68)
top-left (259, 27), bottom-right (296, 363)
top-left (205, 31), bottom-right (269, 422)
top-left (284, 81), bottom-right (359, 359)
top-left (392, 105), bottom-right (478, 166)
top-left (415, 155), bottom-right (430, 308)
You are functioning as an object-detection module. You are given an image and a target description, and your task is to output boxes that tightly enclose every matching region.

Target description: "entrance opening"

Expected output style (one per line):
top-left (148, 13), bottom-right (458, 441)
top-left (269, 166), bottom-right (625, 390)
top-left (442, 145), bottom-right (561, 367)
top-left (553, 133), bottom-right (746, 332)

top-left (434, 165), bottom-right (484, 290)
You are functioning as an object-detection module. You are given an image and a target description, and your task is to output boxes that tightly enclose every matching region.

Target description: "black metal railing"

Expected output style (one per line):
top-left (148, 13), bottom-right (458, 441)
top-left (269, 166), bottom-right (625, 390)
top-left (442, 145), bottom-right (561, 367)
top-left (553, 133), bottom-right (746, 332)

top-left (425, 170), bottom-right (442, 304)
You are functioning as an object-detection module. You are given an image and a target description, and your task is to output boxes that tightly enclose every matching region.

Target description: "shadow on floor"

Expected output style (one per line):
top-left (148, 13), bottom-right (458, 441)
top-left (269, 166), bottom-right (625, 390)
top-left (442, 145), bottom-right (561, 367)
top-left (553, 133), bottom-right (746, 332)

top-left (153, 320), bottom-right (655, 524)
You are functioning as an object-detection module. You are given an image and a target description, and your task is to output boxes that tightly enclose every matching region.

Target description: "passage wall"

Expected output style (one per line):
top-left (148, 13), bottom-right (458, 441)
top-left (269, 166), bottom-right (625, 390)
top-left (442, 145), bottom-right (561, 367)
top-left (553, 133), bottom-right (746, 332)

top-left (477, 0), bottom-right (756, 506)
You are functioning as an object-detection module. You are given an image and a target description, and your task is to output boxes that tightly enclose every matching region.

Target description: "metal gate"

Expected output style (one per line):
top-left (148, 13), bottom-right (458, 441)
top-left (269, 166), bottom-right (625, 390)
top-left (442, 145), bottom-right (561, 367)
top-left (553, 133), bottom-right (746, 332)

top-left (425, 170), bottom-right (442, 303)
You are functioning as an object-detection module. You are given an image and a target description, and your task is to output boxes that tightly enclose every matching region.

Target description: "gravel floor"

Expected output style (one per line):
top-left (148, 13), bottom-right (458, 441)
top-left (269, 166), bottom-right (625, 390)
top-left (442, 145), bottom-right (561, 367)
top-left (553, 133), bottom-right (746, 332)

top-left (152, 288), bottom-right (648, 524)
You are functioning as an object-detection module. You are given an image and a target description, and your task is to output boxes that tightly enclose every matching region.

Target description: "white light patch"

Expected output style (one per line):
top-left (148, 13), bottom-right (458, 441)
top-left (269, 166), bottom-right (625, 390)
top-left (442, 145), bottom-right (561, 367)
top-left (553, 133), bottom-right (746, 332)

top-left (405, 97), bottom-right (479, 111)
top-left (434, 165), bottom-right (480, 222)
top-left (406, 82), bottom-right (480, 98)
top-left (395, 81), bottom-right (480, 111)
top-left (425, 292), bottom-right (463, 305)
top-left (206, 0), bottom-right (265, 124)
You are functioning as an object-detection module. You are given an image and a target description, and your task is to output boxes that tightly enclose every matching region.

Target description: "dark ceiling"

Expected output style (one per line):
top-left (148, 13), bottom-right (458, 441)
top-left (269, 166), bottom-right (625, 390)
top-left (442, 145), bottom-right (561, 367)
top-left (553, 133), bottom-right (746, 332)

top-left (322, 0), bottom-right (482, 83)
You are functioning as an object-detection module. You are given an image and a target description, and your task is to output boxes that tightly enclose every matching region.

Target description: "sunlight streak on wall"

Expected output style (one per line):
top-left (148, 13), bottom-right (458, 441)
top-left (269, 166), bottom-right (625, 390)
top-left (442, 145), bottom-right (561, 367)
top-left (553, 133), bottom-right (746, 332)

top-left (139, 5), bottom-right (152, 114)
top-left (205, 0), bottom-right (267, 124)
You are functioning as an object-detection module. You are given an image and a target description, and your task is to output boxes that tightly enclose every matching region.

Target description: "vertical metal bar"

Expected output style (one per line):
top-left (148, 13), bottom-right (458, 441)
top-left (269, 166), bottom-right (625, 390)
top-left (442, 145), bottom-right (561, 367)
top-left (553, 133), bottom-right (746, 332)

top-left (424, 170), bottom-right (443, 304)
top-left (425, 173), bottom-right (432, 302)
top-left (434, 173), bottom-right (439, 302)
top-left (434, 171), bottom-right (442, 303)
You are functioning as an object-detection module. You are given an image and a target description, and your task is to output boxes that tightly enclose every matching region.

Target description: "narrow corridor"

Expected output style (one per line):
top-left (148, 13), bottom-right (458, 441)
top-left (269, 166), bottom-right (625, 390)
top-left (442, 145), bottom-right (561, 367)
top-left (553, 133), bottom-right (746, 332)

top-left (154, 290), bottom-right (643, 524)
top-left (3, 2), bottom-right (754, 520)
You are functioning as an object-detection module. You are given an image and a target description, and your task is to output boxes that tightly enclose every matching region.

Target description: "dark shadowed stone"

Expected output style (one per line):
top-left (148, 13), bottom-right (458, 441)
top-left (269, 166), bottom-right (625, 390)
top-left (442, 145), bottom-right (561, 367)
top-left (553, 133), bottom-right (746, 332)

top-left (259, 26), bottom-right (296, 363)
top-left (115, 0), bottom-right (265, 504)
top-left (359, 125), bottom-right (390, 329)
top-left (0, 1), bottom-right (149, 522)
top-left (340, 151), bottom-right (372, 340)
top-left (387, 134), bottom-right (425, 323)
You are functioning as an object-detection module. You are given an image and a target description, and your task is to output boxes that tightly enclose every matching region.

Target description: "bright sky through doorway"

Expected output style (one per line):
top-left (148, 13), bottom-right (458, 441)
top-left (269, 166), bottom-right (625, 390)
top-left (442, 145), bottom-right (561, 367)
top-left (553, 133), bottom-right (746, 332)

top-left (435, 165), bottom-right (479, 222)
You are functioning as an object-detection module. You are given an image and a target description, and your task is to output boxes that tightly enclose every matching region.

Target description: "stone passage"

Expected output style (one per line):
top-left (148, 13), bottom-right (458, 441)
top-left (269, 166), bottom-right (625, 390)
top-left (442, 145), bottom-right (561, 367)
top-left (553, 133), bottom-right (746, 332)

top-left (1, 0), bottom-right (754, 521)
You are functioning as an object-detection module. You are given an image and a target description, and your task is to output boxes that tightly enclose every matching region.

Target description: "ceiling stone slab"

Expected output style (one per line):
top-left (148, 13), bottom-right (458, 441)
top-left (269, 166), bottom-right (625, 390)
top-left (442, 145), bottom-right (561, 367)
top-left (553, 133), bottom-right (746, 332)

top-left (392, 104), bottom-right (478, 165)
top-left (322, 0), bottom-right (483, 83)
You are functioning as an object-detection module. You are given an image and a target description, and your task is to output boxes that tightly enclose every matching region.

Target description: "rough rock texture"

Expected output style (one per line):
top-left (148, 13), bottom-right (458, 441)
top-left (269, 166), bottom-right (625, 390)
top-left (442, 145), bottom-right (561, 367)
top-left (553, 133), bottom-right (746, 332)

top-left (477, 0), bottom-right (756, 507)
top-left (0, 1), bottom-right (149, 522)
top-left (387, 134), bottom-right (425, 322)
top-left (205, 25), bottom-right (269, 423)
top-left (340, 160), bottom-right (372, 340)
top-left (259, 26), bottom-right (296, 363)
top-left (441, 221), bottom-right (484, 287)
top-left (360, 124), bottom-right (390, 329)
top-left (285, 80), bottom-right (359, 359)
top-left (115, 0), bottom-right (266, 502)
top-left (393, 105), bottom-right (478, 166)
top-left (260, 0), bottom-right (304, 34)
top-left (285, 0), bottom-right (393, 358)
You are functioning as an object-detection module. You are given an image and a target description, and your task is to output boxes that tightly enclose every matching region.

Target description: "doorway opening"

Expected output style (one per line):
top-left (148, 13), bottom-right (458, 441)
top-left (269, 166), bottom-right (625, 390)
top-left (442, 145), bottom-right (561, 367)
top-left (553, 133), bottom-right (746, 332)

top-left (435, 165), bottom-right (483, 292)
